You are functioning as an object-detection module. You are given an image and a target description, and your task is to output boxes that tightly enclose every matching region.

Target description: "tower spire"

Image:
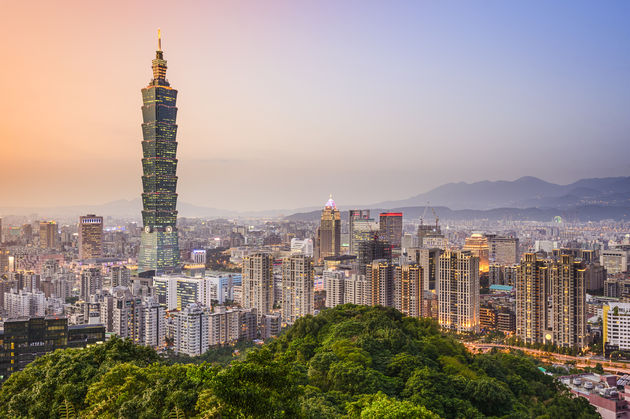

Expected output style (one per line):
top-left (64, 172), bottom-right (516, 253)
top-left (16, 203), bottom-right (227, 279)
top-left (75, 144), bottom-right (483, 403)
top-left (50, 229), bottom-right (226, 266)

top-left (158, 28), bottom-right (162, 51)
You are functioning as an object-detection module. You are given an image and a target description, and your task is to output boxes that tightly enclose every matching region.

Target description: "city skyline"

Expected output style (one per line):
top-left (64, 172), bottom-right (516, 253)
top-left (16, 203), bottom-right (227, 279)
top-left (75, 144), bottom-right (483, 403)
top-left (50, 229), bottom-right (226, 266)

top-left (1, 1), bottom-right (629, 211)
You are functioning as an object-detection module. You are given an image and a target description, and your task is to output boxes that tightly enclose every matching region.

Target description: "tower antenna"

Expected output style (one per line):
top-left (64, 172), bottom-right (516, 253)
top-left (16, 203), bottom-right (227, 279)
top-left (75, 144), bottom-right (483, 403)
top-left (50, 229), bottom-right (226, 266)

top-left (158, 28), bottom-right (162, 51)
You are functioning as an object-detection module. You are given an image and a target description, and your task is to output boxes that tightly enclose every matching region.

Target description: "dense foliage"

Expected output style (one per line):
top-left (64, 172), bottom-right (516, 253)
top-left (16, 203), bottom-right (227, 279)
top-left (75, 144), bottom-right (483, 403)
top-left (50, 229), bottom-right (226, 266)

top-left (0, 304), bottom-right (598, 418)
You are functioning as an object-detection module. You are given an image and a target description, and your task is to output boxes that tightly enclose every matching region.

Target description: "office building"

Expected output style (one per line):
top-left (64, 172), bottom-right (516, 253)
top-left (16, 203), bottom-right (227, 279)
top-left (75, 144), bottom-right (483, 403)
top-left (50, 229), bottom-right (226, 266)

top-left (191, 249), bottom-right (206, 265)
top-left (600, 249), bottom-right (629, 274)
top-left (137, 31), bottom-right (180, 276)
top-left (0, 317), bottom-right (104, 381)
top-left (39, 221), bottom-right (58, 250)
top-left (438, 251), bottom-right (480, 333)
top-left (488, 264), bottom-right (518, 286)
top-left (316, 196), bottom-right (341, 261)
top-left (463, 233), bottom-right (489, 273)
top-left (242, 252), bottom-right (274, 321)
top-left (486, 235), bottom-right (519, 265)
top-left (78, 214), bottom-right (103, 260)
top-left (349, 210), bottom-right (372, 255)
top-left (357, 236), bottom-right (392, 275)
top-left (379, 213), bottom-right (403, 248)
top-left (281, 255), bottom-right (314, 324)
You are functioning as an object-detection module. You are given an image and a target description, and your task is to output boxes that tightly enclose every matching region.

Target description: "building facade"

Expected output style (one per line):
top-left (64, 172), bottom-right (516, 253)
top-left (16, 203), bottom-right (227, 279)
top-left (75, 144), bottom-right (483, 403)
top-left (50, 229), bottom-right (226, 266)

top-left (138, 32), bottom-right (180, 275)
top-left (438, 251), bottom-right (480, 333)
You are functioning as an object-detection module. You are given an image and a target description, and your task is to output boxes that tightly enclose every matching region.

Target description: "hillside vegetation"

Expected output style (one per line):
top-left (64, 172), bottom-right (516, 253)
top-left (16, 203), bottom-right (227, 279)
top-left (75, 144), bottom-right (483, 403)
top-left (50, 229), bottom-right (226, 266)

top-left (0, 305), bottom-right (598, 418)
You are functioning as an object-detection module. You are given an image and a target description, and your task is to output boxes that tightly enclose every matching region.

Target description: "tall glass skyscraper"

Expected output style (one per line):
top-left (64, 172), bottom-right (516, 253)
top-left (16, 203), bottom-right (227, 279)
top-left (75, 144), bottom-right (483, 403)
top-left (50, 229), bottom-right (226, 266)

top-left (138, 32), bottom-right (180, 276)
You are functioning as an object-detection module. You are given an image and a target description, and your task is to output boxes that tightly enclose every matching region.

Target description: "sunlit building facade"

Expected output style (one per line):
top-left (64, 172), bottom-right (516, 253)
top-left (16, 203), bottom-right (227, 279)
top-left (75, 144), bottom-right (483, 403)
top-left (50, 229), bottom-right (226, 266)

top-left (138, 32), bottom-right (180, 276)
top-left (438, 251), bottom-right (480, 333)
top-left (316, 196), bottom-right (341, 261)
top-left (78, 214), bottom-right (103, 260)
top-left (463, 233), bottom-right (489, 273)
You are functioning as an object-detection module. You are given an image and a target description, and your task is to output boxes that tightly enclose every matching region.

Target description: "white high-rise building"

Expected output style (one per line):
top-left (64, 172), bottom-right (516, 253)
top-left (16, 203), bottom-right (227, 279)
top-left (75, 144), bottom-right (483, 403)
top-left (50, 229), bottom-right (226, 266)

top-left (281, 255), bottom-right (314, 324)
top-left (323, 270), bottom-right (345, 308)
top-left (192, 249), bottom-right (207, 264)
top-left (174, 303), bottom-right (210, 356)
top-left (3, 289), bottom-right (46, 318)
top-left (290, 238), bottom-right (314, 257)
top-left (152, 275), bottom-right (214, 311)
top-left (601, 249), bottom-right (629, 274)
top-left (603, 303), bottom-right (630, 351)
top-left (143, 297), bottom-right (166, 348)
top-left (343, 274), bottom-right (370, 306)
top-left (80, 268), bottom-right (102, 301)
top-left (438, 251), bottom-right (480, 333)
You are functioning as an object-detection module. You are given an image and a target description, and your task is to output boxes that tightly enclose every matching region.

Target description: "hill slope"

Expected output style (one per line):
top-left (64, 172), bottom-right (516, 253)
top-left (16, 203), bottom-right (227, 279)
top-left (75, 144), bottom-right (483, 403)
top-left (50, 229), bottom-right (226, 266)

top-left (0, 305), bottom-right (597, 418)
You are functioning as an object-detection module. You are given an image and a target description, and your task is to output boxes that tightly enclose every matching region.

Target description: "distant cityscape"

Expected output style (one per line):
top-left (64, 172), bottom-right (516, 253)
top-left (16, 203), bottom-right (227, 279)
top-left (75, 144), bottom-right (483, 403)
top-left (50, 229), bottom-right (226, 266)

top-left (1, 29), bottom-right (630, 419)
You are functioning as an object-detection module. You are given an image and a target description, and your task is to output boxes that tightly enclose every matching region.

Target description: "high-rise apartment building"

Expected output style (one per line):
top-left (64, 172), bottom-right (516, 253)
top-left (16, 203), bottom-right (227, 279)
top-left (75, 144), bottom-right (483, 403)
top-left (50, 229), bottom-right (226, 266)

top-left (281, 255), bottom-right (314, 324)
top-left (323, 270), bottom-right (345, 308)
top-left (516, 253), bottom-right (587, 349)
top-left (438, 251), bottom-right (480, 333)
top-left (379, 213), bottom-right (403, 248)
top-left (78, 214), bottom-right (103, 260)
top-left (143, 297), bottom-right (166, 348)
top-left (366, 259), bottom-right (394, 307)
top-left (173, 303), bottom-right (209, 356)
top-left (515, 253), bottom-right (550, 345)
top-left (407, 247), bottom-right (442, 291)
top-left (394, 264), bottom-right (423, 318)
top-left (549, 255), bottom-right (586, 349)
top-left (317, 196), bottom-right (341, 261)
top-left (80, 268), bottom-right (102, 301)
top-left (39, 221), bottom-right (58, 250)
top-left (242, 252), bottom-right (274, 322)
top-left (138, 31), bottom-right (180, 276)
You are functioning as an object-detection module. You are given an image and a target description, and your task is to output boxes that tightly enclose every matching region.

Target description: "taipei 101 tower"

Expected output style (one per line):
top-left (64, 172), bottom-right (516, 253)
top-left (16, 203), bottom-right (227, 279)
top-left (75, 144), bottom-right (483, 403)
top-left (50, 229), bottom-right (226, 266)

top-left (138, 30), bottom-right (180, 276)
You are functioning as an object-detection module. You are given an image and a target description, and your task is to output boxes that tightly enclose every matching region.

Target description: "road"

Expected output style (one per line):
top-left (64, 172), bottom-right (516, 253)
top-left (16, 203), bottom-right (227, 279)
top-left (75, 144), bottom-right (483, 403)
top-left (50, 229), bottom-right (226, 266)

top-left (465, 342), bottom-right (630, 375)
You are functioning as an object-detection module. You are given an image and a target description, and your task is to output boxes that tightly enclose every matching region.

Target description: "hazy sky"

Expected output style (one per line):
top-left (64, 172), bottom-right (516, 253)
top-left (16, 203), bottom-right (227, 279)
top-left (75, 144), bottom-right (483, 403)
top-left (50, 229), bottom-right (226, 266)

top-left (1, 1), bottom-right (629, 211)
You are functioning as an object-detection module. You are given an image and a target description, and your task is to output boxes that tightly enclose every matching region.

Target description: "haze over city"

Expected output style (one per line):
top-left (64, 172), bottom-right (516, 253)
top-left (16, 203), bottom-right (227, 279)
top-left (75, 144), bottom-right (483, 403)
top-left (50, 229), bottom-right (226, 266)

top-left (1, 0), bottom-right (629, 211)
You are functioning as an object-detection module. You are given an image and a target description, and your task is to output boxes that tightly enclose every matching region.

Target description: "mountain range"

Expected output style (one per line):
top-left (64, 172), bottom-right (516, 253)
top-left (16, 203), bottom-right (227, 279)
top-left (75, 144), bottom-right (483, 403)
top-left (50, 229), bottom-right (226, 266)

top-left (1, 176), bottom-right (629, 221)
top-left (370, 176), bottom-right (630, 210)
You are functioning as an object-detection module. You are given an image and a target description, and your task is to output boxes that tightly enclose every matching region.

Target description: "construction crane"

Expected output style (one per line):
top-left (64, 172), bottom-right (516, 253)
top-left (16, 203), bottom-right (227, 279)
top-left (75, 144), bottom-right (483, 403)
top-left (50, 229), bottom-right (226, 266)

top-left (420, 202), bottom-right (430, 226)
top-left (430, 206), bottom-right (439, 231)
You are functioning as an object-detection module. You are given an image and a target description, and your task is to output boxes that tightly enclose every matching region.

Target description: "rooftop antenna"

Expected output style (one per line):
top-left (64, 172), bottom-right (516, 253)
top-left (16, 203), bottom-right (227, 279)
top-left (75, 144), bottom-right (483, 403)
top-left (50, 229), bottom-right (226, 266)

top-left (158, 28), bottom-right (162, 51)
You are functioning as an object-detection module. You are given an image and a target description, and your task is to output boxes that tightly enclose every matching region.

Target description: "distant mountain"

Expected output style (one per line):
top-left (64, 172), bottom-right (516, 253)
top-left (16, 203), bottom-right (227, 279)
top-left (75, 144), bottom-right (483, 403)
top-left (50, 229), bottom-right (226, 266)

top-left (286, 204), bottom-right (630, 222)
top-left (370, 176), bottom-right (630, 210)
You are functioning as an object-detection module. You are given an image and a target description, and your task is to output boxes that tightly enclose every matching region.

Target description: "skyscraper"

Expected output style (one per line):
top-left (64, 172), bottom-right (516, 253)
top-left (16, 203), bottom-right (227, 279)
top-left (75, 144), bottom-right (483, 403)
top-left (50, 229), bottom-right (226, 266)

top-left (515, 253), bottom-right (550, 345)
top-left (348, 210), bottom-right (371, 255)
top-left (242, 252), bottom-right (274, 322)
top-left (394, 263), bottom-right (423, 318)
top-left (78, 214), bottom-right (103, 260)
top-left (550, 255), bottom-right (586, 349)
top-left (281, 255), bottom-right (314, 324)
top-left (366, 259), bottom-right (394, 307)
top-left (39, 221), bottom-right (58, 250)
top-left (138, 31), bottom-right (180, 276)
top-left (379, 213), bottom-right (403, 248)
top-left (463, 233), bottom-right (489, 273)
top-left (438, 251), bottom-right (480, 333)
top-left (316, 196), bottom-right (341, 261)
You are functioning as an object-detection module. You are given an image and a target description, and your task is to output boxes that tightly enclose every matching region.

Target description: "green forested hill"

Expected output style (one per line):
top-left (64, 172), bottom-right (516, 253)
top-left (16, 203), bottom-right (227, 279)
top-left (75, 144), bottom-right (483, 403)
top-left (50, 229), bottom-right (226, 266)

top-left (0, 305), bottom-right (598, 418)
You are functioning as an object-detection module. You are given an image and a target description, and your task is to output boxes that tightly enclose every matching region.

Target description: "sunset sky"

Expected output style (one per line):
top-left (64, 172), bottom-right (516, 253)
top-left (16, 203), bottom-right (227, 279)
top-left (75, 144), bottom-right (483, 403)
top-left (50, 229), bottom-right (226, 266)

top-left (1, 1), bottom-right (629, 211)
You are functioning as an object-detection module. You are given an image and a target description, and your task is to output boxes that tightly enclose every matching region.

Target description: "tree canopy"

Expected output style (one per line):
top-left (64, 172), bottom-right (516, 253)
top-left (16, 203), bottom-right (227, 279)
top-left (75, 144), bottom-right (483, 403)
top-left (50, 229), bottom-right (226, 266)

top-left (0, 304), bottom-right (598, 418)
